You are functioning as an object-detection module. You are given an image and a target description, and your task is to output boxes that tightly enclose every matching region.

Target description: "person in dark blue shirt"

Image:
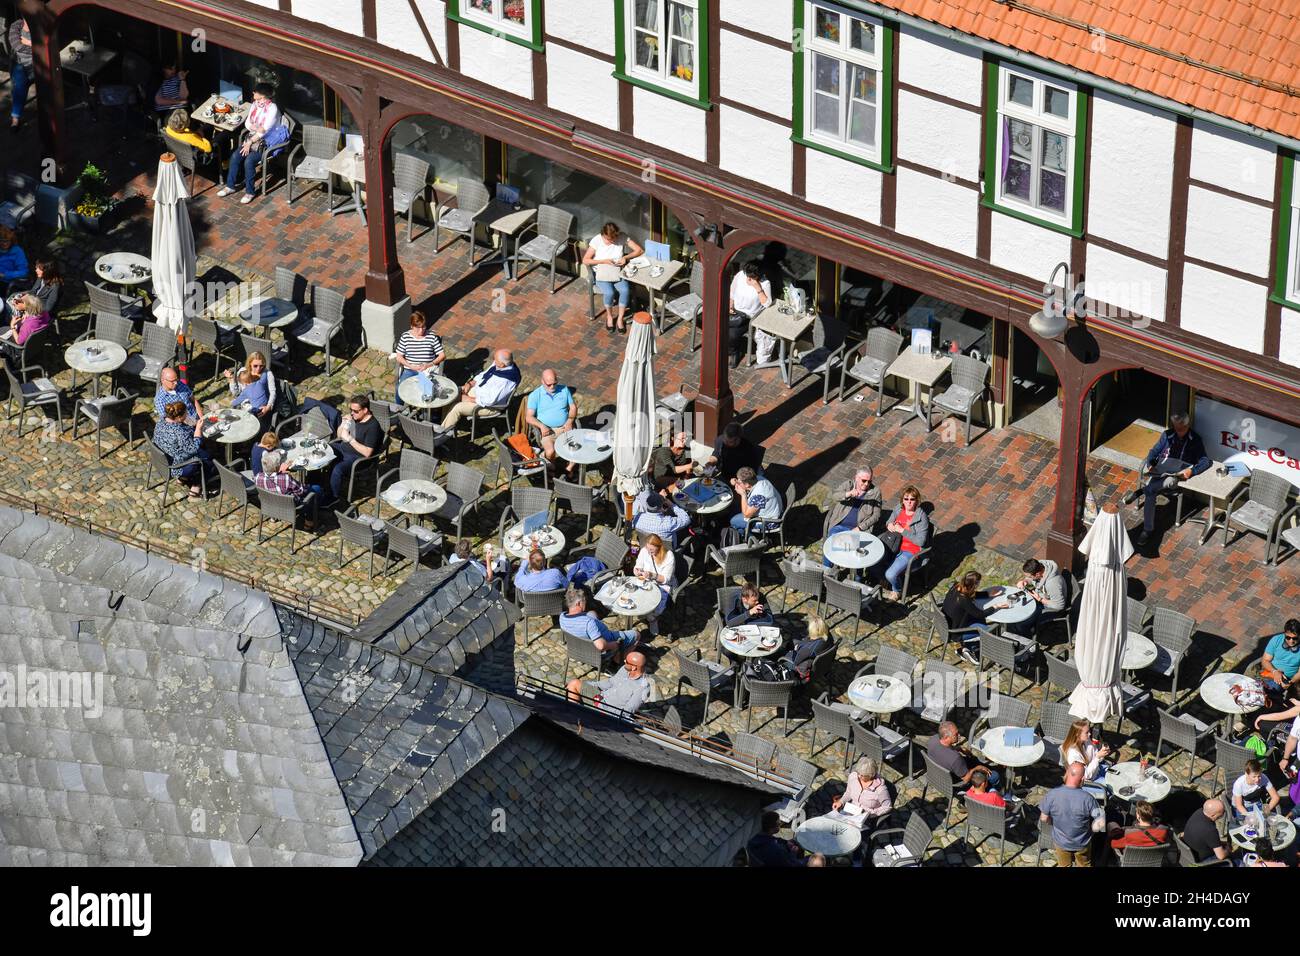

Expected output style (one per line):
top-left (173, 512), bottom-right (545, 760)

top-left (1122, 413), bottom-right (1211, 546)
top-left (746, 811), bottom-right (805, 866)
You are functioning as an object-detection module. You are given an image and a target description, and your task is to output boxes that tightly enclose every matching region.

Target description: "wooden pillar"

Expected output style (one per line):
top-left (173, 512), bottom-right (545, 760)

top-left (24, 0), bottom-right (68, 183)
top-left (694, 239), bottom-right (731, 443)
top-left (360, 82), bottom-right (404, 307)
top-left (1047, 365), bottom-right (1089, 571)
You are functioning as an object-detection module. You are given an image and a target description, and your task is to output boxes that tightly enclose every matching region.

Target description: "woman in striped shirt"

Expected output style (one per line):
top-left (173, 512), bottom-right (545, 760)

top-left (394, 310), bottom-right (445, 406)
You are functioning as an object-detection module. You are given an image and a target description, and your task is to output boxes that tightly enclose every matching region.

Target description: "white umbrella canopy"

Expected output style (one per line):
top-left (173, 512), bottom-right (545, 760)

top-left (612, 312), bottom-right (657, 498)
top-left (151, 153), bottom-right (196, 332)
top-left (1068, 506), bottom-right (1133, 723)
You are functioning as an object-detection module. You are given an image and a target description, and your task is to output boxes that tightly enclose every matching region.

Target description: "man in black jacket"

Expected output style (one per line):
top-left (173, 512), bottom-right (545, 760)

top-left (1122, 413), bottom-right (1211, 546)
top-left (746, 811), bottom-right (805, 866)
top-left (723, 583), bottom-right (774, 628)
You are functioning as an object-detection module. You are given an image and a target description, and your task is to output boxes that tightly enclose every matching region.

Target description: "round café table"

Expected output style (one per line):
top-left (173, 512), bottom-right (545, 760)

top-left (201, 407), bottom-right (260, 464)
top-left (672, 477), bottom-right (733, 516)
top-left (594, 575), bottom-right (661, 628)
top-left (238, 296), bottom-right (299, 332)
top-left (380, 479), bottom-right (447, 522)
top-left (502, 520), bottom-right (565, 561)
top-left (1199, 672), bottom-right (1261, 736)
top-left (64, 339), bottom-right (127, 398)
top-left (822, 530), bottom-right (885, 571)
top-left (1103, 761), bottom-right (1172, 804)
top-left (279, 433), bottom-right (336, 472)
top-left (720, 624), bottom-right (785, 709)
top-left (846, 674), bottom-right (911, 726)
top-left (795, 816), bottom-right (863, 859)
top-left (1229, 814), bottom-right (1296, 852)
top-left (94, 252), bottom-right (152, 294)
top-left (397, 373), bottom-right (458, 417)
top-left (975, 586), bottom-right (1038, 627)
top-left (555, 428), bottom-right (614, 482)
top-left (973, 725), bottom-right (1045, 794)
top-left (1122, 633), bottom-right (1159, 673)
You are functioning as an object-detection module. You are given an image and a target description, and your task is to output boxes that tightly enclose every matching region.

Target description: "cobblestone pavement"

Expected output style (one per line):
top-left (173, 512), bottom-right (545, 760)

top-left (4, 115), bottom-right (1292, 865)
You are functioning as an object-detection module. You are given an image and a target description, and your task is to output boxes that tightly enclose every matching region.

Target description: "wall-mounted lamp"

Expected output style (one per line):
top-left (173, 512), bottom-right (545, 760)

top-left (693, 222), bottom-right (722, 247)
top-left (1030, 261), bottom-right (1087, 340)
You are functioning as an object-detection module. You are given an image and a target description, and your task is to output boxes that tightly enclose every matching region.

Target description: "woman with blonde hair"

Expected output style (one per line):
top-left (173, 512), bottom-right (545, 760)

top-left (633, 532), bottom-right (676, 636)
top-left (223, 350), bottom-right (276, 421)
top-left (2, 293), bottom-right (50, 371)
top-left (163, 107), bottom-right (212, 154)
top-left (1060, 717), bottom-right (1111, 781)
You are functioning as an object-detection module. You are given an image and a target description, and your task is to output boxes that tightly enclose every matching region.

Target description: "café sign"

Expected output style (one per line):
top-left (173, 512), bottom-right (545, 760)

top-left (1196, 396), bottom-right (1300, 488)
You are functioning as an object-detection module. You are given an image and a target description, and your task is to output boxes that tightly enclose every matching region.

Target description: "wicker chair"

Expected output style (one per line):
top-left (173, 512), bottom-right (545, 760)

top-left (978, 629), bottom-right (1038, 695)
top-left (740, 677), bottom-right (797, 736)
top-left (519, 586), bottom-right (566, 646)
top-left (706, 543), bottom-right (762, 587)
top-left (290, 285), bottom-right (349, 375)
top-left (433, 177), bottom-right (491, 261)
top-left (908, 660), bottom-right (966, 728)
top-left (1037, 699), bottom-right (1074, 766)
top-left (392, 151), bottom-right (432, 242)
top-left (823, 575), bottom-right (878, 646)
top-left (667, 259), bottom-right (704, 345)
top-left (84, 280), bottom-right (144, 326)
top-left (120, 322), bottom-right (177, 385)
top-left (1119, 844), bottom-right (1172, 867)
top-left (1154, 706), bottom-right (1214, 784)
top-left (860, 645), bottom-right (919, 683)
top-left (1043, 651), bottom-right (1080, 700)
top-left (924, 595), bottom-right (981, 661)
top-left (374, 448), bottom-right (439, 518)
top-left (336, 505), bottom-right (387, 579)
top-left (928, 354), bottom-right (990, 444)
top-left (142, 434), bottom-right (205, 512)
top-left (963, 794), bottom-right (1015, 866)
top-left (568, 528), bottom-right (629, 589)
top-left (968, 691), bottom-right (1032, 743)
top-left (673, 648), bottom-right (735, 728)
top-left (731, 731), bottom-right (776, 772)
top-left (838, 326), bottom-right (903, 413)
top-left (563, 630), bottom-right (611, 683)
top-left (810, 694), bottom-right (856, 766)
top-left (286, 124), bottom-right (339, 203)
top-left (778, 559), bottom-right (824, 616)
top-left (867, 813), bottom-right (935, 867)
top-left (851, 722), bottom-right (915, 780)
top-left (552, 478), bottom-right (600, 540)
top-left (512, 203), bottom-right (575, 291)
top-left (494, 431), bottom-right (549, 490)
top-left (398, 413), bottom-right (451, 456)
top-left (213, 457), bottom-right (257, 532)
top-left (71, 387), bottom-right (136, 459)
top-left (1223, 470), bottom-right (1292, 557)
top-left (256, 487), bottom-right (318, 554)
top-left (185, 314), bottom-right (240, 379)
top-left (1127, 597), bottom-right (1151, 635)
top-left (920, 751), bottom-right (966, 829)
top-left (432, 461), bottom-right (486, 540)
top-left (1212, 736), bottom-right (1252, 798)
top-left (382, 519), bottom-right (443, 574)
top-left (1150, 607), bottom-right (1196, 705)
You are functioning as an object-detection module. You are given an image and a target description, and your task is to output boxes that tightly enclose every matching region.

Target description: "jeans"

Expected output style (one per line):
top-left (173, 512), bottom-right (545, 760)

top-left (728, 313), bottom-right (748, 364)
top-left (730, 513), bottom-right (775, 536)
top-left (328, 446), bottom-right (359, 501)
top-left (395, 367), bottom-right (419, 407)
top-left (878, 549), bottom-right (917, 592)
top-left (1136, 474), bottom-right (1180, 532)
top-left (594, 279), bottom-right (630, 308)
top-left (10, 63), bottom-right (31, 121)
top-left (1008, 603), bottom-right (1043, 638)
top-left (225, 145), bottom-right (266, 196)
top-left (175, 448), bottom-right (217, 486)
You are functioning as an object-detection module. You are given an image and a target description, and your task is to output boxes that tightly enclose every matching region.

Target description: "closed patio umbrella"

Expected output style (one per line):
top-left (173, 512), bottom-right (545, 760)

top-left (1068, 504), bottom-right (1132, 723)
top-left (151, 152), bottom-right (196, 332)
top-left (612, 312), bottom-right (657, 502)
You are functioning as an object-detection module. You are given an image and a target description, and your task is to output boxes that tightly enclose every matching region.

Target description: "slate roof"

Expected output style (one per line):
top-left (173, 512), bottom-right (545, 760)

top-left (0, 508), bottom-right (361, 866)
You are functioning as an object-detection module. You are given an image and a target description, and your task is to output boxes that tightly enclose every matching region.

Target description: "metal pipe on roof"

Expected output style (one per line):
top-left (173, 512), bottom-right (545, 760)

top-left (844, 0), bottom-right (1300, 153)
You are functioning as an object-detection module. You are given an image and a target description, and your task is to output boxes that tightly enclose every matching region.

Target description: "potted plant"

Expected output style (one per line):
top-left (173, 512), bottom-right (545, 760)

top-left (68, 163), bottom-right (119, 234)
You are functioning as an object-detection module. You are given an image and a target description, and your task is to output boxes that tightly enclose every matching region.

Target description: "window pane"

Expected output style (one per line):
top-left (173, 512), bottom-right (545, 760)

top-left (390, 116), bottom-right (484, 187)
top-left (669, 1), bottom-right (694, 38)
top-left (507, 147), bottom-right (652, 245)
top-left (1008, 118), bottom-right (1034, 160)
top-left (848, 100), bottom-right (876, 147)
top-left (469, 0), bottom-right (495, 13)
top-left (635, 30), bottom-right (660, 70)
top-left (1003, 158), bottom-right (1032, 203)
top-left (849, 17), bottom-right (875, 55)
top-left (849, 63), bottom-right (876, 104)
top-left (1044, 86), bottom-right (1070, 118)
top-left (1041, 130), bottom-right (1067, 173)
top-left (1040, 169), bottom-right (1067, 212)
top-left (813, 92), bottom-right (840, 137)
top-left (814, 6), bottom-right (840, 43)
top-left (636, 0), bottom-right (659, 30)
top-left (1007, 74), bottom-right (1033, 107)
top-left (813, 53), bottom-right (840, 94)
top-left (670, 39), bottom-right (694, 81)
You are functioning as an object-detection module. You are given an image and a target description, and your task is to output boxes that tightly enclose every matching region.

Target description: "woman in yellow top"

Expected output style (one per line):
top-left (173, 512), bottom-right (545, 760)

top-left (163, 109), bottom-right (212, 153)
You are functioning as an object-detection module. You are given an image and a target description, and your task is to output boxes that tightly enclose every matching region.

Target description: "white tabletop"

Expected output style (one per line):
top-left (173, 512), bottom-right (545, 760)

top-left (279, 433), bottom-right (336, 471)
top-left (795, 815), bottom-right (863, 856)
top-left (95, 253), bottom-right (151, 286)
top-left (193, 95), bottom-right (251, 132)
top-left (673, 477), bottom-right (733, 515)
top-left (1122, 633), bottom-right (1159, 671)
top-left (382, 479), bottom-right (447, 516)
top-left (397, 373), bottom-right (458, 409)
top-left (1230, 815), bottom-right (1296, 852)
top-left (719, 624), bottom-right (784, 658)
top-left (503, 521), bottom-right (566, 560)
top-left (60, 41), bottom-right (117, 77)
top-left (1179, 466), bottom-right (1246, 501)
top-left (328, 148), bottom-right (366, 183)
top-left (488, 207), bottom-right (536, 236)
top-left (555, 429), bottom-right (614, 466)
top-left (886, 349), bottom-right (951, 388)
top-left (752, 303), bottom-right (816, 343)
top-left (238, 296), bottom-right (299, 330)
top-left (973, 725), bottom-right (1045, 769)
top-left (976, 586), bottom-right (1037, 626)
top-left (202, 407), bottom-right (260, 445)
top-left (822, 530), bottom-right (884, 570)
top-left (1103, 761), bottom-right (1172, 803)
top-left (623, 258), bottom-right (684, 293)
top-left (64, 340), bottom-right (127, 374)
top-left (1199, 672), bottom-right (1259, 716)
top-left (595, 576), bottom-right (661, 619)
top-left (846, 674), bottom-right (911, 715)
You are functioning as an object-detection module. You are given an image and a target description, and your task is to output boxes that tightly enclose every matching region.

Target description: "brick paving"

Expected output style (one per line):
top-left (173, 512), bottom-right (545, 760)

top-left (4, 112), bottom-right (1295, 865)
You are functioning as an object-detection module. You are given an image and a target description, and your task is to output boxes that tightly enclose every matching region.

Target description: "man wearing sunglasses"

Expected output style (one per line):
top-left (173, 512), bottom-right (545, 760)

top-left (1261, 619), bottom-right (1300, 699)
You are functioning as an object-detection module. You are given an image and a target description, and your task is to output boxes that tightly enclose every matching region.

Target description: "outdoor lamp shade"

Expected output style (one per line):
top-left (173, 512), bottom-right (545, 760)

top-left (1029, 300), bottom-right (1069, 339)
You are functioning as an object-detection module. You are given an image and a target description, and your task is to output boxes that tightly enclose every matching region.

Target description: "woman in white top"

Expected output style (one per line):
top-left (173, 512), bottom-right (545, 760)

top-left (633, 532), bottom-right (675, 636)
top-left (727, 261), bottom-right (772, 367)
top-left (581, 221), bottom-right (642, 334)
top-left (1061, 717), bottom-right (1111, 781)
top-left (218, 82), bottom-right (281, 203)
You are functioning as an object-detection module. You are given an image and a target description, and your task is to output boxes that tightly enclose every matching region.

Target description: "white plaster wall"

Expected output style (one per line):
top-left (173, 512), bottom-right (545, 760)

top-left (804, 148), bottom-right (882, 225)
top-left (547, 0), bottom-right (616, 56)
top-left (894, 167), bottom-right (978, 258)
top-left (719, 107), bottom-right (792, 193)
top-left (898, 26), bottom-right (982, 106)
top-left (897, 90), bottom-right (980, 182)
top-left (719, 0), bottom-right (792, 41)
top-left (989, 213), bottom-right (1072, 283)
top-left (290, 0), bottom-right (364, 36)
top-left (632, 87), bottom-right (707, 160)
top-left (1087, 92), bottom-right (1175, 259)
top-left (458, 24), bottom-right (533, 100)
top-left (376, 0), bottom-right (447, 66)
top-left (1189, 120), bottom-right (1275, 202)
top-left (720, 29), bottom-right (792, 121)
top-left (1179, 262), bottom-right (1268, 352)
top-left (546, 45), bottom-right (619, 130)
top-left (243, 0), bottom-right (277, 7)
top-left (1184, 185), bottom-right (1273, 279)
top-left (1280, 307), bottom-right (1300, 369)
top-left (1084, 244), bottom-right (1168, 324)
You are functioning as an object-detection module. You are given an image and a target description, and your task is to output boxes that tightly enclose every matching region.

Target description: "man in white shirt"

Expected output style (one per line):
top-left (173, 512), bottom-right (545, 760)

top-left (728, 261), bottom-right (771, 368)
top-left (438, 348), bottom-right (521, 432)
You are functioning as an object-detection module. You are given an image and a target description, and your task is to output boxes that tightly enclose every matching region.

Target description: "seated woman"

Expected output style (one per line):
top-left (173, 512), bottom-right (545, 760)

top-left (875, 486), bottom-right (931, 602)
top-left (5, 258), bottom-right (61, 322)
top-left (154, 400), bottom-right (216, 497)
top-left (514, 548), bottom-right (565, 593)
top-left (829, 757), bottom-right (892, 828)
top-left (1061, 717), bottom-right (1112, 782)
top-left (0, 226), bottom-right (29, 297)
top-left (633, 533), bottom-right (675, 637)
top-left (163, 107), bottom-right (213, 157)
top-left (222, 351), bottom-right (276, 421)
top-left (581, 220), bottom-right (642, 333)
top-left (2, 294), bottom-right (51, 371)
top-left (941, 571), bottom-right (1009, 665)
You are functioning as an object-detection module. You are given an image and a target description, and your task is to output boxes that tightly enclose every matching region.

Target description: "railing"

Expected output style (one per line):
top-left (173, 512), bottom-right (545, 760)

top-left (515, 674), bottom-right (802, 795)
top-left (0, 490), bottom-right (363, 631)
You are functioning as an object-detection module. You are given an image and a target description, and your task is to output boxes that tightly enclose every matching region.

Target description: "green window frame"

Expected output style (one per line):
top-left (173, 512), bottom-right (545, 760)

top-left (613, 0), bottom-right (710, 110)
top-left (448, 0), bottom-right (544, 52)
top-left (792, 0), bottom-right (894, 173)
top-left (982, 58), bottom-right (1087, 237)
top-left (1271, 154), bottom-right (1300, 311)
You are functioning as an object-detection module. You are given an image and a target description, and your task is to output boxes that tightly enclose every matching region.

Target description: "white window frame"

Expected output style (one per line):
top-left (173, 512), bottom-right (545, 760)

top-left (624, 0), bottom-right (699, 96)
top-left (995, 64), bottom-right (1078, 227)
top-left (1289, 157), bottom-right (1300, 301)
top-left (802, 1), bottom-right (885, 165)
top-left (460, 0), bottom-right (532, 41)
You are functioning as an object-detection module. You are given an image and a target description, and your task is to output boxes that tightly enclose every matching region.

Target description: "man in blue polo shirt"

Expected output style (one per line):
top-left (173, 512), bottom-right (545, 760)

top-left (524, 367), bottom-right (577, 474)
top-left (558, 586), bottom-right (638, 659)
top-left (1261, 619), bottom-right (1300, 698)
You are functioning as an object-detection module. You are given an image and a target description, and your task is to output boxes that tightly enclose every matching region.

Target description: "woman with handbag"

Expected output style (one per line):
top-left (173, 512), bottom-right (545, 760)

top-left (217, 83), bottom-right (281, 204)
top-left (875, 485), bottom-right (931, 601)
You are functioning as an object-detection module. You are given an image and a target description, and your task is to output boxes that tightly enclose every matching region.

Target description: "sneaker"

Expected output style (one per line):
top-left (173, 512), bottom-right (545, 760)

top-left (216, 187), bottom-right (234, 198)
top-left (1134, 529), bottom-right (1151, 546)
top-left (240, 194), bottom-right (255, 204)
top-left (958, 646), bottom-right (979, 666)
top-left (1121, 488), bottom-right (1141, 505)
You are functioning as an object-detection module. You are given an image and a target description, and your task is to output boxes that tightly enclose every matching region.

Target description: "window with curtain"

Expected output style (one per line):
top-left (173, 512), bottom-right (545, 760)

top-left (994, 64), bottom-right (1078, 227)
top-left (453, 0), bottom-right (542, 47)
top-left (802, 2), bottom-right (885, 164)
top-left (622, 0), bottom-right (701, 98)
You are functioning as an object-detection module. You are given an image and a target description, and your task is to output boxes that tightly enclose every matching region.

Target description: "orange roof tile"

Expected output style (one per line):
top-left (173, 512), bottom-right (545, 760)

top-left (877, 0), bottom-right (1300, 140)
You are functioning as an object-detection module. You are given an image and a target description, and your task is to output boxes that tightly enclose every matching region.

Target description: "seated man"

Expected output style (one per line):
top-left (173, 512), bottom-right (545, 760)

top-left (965, 770), bottom-right (1006, 808)
top-left (525, 368), bottom-right (577, 474)
top-left (1121, 412), bottom-right (1211, 547)
top-left (1259, 619), bottom-right (1300, 700)
top-left (927, 720), bottom-right (999, 789)
top-left (650, 431), bottom-right (695, 490)
top-left (707, 420), bottom-right (763, 482)
top-left (513, 548), bottom-right (566, 593)
top-left (153, 366), bottom-right (203, 423)
top-left (254, 449), bottom-right (322, 516)
top-left (1181, 798), bottom-right (1230, 863)
top-left (727, 260), bottom-right (771, 368)
top-left (437, 348), bottom-right (520, 433)
top-left (1009, 557), bottom-right (1070, 638)
top-left (1107, 800), bottom-right (1171, 855)
top-left (729, 466), bottom-right (783, 538)
top-left (1231, 759), bottom-right (1280, 820)
top-left (565, 650), bottom-right (652, 716)
top-left (559, 585), bottom-right (638, 658)
top-left (723, 583), bottom-right (774, 628)
top-left (633, 491), bottom-right (692, 549)
top-left (153, 400), bottom-right (216, 498)
top-left (327, 395), bottom-right (382, 506)
top-left (822, 466), bottom-right (882, 569)
top-left (745, 810), bottom-right (805, 867)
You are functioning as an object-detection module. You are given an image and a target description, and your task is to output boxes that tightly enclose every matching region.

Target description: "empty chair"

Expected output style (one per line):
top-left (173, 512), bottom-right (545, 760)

top-left (213, 457), bottom-right (258, 532)
top-left (1154, 706), bottom-right (1214, 784)
top-left (185, 314), bottom-right (240, 379)
top-left (1150, 606), bottom-right (1196, 704)
top-left (779, 558), bottom-right (824, 616)
top-left (731, 731), bottom-right (776, 772)
top-left (81, 311), bottom-right (133, 351)
top-left (1213, 736), bottom-right (1252, 797)
top-left (504, 484), bottom-right (554, 529)
top-left (392, 151), bottom-right (432, 243)
top-left (518, 586), bottom-right (566, 646)
top-left (969, 691), bottom-right (1033, 742)
top-left (864, 645), bottom-right (919, 683)
top-left (336, 506), bottom-right (386, 578)
top-left (978, 630), bottom-right (1038, 695)
top-left (851, 722), bottom-right (914, 781)
top-left (563, 629), bottom-right (611, 684)
top-left (286, 124), bottom-right (339, 203)
top-left (275, 266), bottom-right (313, 313)
top-left (375, 448), bottom-right (439, 517)
top-left (84, 280), bottom-right (144, 325)
top-left (276, 405), bottom-right (333, 441)
top-left (432, 461), bottom-right (486, 539)
top-left (552, 478), bottom-right (599, 539)
top-left (398, 413), bottom-right (451, 457)
top-left (908, 660), bottom-right (966, 727)
top-left (666, 260), bottom-right (704, 345)
top-left (1043, 651), bottom-right (1080, 700)
top-left (673, 649), bottom-right (734, 728)
top-left (290, 285), bottom-right (349, 375)
top-left (963, 794), bottom-right (1015, 866)
top-left (512, 203), bottom-right (574, 291)
top-left (382, 519), bottom-right (443, 574)
top-left (494, 431), bottom-right (548, 490)
top-left (71, 386), bottom-right (135, 458)
top-left (823, 575), bottom-right (878, 645)
top-left (920, 751), bottom-right (965, 829)
top-left (867, 813), bottom-right (935, 867)
top-left (569, 528), bottom-right (629, 589)
top-left (810, 694), bottom-right (856, 766)
top-left (4, 363), bottom-right (62, 438)
top-left (838, 326), bottom-right (903, 414)
top-left (256, 487), bottom-right (318, 554)
top-left (740, 677), bottom-right (797, 736)
top-left (767, 750), bottom-right (819, 825)
top-left (433, 177), bottom-right (491, 261)
top-left (120, 322), bottom-right (177, 385)
top-left (928, 354), bottom-right (990, 444)
top-left (1223, 470), bottom-right (1292, 557)
top-left (706, 542), bottom-right (762, 587)
top-left (1126, 597), bottom-right (1151, 635)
